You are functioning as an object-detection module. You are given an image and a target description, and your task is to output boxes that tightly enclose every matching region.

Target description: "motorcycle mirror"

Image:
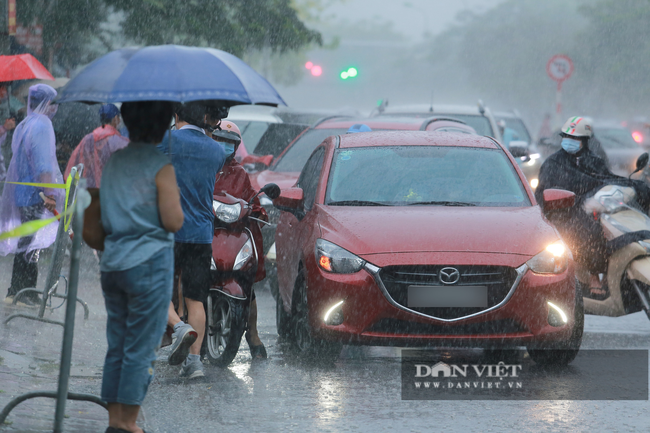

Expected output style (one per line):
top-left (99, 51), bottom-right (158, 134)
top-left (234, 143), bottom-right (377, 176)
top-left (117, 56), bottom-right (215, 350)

top-left (260, 183), bottom-right (281, 200)
top-left (636, 153), bottom-right (649, 171)
top-left (630, 152), bottom-right (649, 178)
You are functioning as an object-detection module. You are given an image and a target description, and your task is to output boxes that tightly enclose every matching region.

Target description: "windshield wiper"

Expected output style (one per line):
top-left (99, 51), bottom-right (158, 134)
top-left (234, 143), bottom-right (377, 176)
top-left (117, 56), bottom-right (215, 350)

top-left (406, 201), bottom-right (476, 206)
top-left (328, 200), bottom-right (392, 206)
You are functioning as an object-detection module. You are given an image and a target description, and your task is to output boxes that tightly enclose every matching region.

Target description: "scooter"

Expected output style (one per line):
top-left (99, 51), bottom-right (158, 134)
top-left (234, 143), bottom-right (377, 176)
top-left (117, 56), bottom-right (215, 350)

top-left (202, 183), bottom-right (280, 367)
top-left (577, 153), bottom-right (650, 320)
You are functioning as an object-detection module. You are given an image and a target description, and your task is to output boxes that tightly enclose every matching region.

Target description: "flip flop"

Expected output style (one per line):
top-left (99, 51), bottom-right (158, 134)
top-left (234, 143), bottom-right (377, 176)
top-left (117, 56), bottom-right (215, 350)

top-left (245, 331), bottom-right (268, 359)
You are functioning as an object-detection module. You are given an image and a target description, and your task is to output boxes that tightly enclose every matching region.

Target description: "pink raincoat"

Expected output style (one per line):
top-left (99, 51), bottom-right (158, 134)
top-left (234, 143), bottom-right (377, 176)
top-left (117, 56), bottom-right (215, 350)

top-left (64, 125), bottom-right (129, 188)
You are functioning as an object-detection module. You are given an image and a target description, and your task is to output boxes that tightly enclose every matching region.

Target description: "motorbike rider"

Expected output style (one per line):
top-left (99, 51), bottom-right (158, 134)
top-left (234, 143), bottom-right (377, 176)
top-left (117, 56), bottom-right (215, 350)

top-left (212, 120), bottom-right (268, 359)
top-left (535, 116), bottom-right (650, 294)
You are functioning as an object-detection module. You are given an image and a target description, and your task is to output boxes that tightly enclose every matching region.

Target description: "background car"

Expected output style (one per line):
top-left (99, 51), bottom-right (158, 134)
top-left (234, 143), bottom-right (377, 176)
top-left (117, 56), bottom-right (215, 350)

top-left (252, 115), bottom-right (476, 298)
top-left (494, 110), bottom-right (542, 190)
top-left (272, 130), bottom-right (582, 365)
top-left (371, 101), bottom-right (541, 189)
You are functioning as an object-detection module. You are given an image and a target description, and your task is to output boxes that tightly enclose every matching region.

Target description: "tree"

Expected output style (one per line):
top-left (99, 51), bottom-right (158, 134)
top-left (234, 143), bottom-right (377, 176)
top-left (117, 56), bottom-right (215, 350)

top-left (107, 0), bottom-right (322, 58)
top-left (16, 0), bottom-right (107, 70)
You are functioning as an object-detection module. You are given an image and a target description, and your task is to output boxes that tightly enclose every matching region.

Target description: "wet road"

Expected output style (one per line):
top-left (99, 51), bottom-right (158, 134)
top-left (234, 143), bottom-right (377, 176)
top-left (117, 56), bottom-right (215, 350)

top-left (147, 290), bottom-right (650, 433)
top-left (1, 249), bottom-right (650, 432)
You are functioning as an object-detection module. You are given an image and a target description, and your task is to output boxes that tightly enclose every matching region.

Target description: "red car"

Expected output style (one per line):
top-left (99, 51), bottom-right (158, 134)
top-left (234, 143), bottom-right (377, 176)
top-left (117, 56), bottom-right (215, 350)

top-left (272, 131), bottom-right (583, 366)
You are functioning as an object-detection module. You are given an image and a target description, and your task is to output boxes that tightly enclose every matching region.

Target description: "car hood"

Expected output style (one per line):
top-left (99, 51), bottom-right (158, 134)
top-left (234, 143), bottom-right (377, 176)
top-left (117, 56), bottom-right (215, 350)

top-left (317, 205), bottom-right (557, 257)
top-left (249, 170), bottom-right (299, 192)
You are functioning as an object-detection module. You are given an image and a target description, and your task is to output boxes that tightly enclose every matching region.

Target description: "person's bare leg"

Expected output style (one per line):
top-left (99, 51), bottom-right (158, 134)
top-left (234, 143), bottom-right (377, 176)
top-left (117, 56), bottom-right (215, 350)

top-left (247, 299), bottom-right (262, 346)
top-left (116, 403), bottom-right (143, 433)
top-left (108, 402), bottom-right (121, 428)
top-left (185, 298), bottom-right (205, 355)
top-left (167, 301), bottom-right (182, 328)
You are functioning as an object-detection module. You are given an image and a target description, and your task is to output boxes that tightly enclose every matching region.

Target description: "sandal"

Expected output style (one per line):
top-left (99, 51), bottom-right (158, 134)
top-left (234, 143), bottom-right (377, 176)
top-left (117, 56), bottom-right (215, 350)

top-left (245, 331), bottom-right (267, 359)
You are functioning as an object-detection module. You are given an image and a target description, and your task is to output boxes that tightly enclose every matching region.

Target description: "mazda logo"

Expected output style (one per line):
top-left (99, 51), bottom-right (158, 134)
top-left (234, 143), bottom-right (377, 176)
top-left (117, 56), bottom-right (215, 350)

top-left (439, 267), bottom-right (460, 285)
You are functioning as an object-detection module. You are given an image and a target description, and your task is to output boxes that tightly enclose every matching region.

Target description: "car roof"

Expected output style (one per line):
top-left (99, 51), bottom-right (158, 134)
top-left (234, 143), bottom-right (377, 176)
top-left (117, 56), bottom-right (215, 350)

top-left (338, 131), bottom-right (500, 149)
top-left (315, 116), bottom-right (469, 131)
top-left (379, 104), bottom-right (484, 116)
top-left (226, 105), bottom-right (282, 123)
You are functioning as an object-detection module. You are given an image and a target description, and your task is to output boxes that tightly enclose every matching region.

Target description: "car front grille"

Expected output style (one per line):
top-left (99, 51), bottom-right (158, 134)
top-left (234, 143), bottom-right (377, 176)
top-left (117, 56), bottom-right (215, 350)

top-left (366, 318), bottom-right (526, 336)
top-left (378, 265), bottom-right (518, 320)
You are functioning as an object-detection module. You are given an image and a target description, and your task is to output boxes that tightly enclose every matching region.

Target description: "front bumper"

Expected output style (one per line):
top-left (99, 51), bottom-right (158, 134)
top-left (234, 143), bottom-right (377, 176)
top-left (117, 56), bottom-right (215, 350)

top-left (307, 255), bottom-right (575, 348)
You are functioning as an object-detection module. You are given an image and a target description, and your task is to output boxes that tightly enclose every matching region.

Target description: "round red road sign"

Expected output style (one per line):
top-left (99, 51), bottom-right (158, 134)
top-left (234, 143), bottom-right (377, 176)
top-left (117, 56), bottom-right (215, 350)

top-left (546, 54), bottom-right (574, 82)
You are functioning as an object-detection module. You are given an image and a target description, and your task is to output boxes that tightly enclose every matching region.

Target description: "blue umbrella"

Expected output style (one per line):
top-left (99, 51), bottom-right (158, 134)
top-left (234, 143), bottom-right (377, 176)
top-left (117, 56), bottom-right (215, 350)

top-left (57, 45), bottom-right (286, 107)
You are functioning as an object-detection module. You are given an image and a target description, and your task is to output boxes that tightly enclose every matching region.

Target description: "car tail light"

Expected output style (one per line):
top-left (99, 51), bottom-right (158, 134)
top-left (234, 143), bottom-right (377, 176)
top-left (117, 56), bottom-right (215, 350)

top-left (632, 131), bottom-right (644, 144)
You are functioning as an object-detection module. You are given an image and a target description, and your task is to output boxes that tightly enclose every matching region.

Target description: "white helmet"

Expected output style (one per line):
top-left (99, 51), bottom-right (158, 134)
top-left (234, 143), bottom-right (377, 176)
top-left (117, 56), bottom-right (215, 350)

top-left (561, 116), bottom-right (593, 138)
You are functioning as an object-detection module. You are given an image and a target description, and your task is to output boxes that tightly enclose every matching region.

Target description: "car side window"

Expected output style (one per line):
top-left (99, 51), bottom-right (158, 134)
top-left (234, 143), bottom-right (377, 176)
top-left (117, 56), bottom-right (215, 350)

top-left (297, 147), bottom-right (325, 211)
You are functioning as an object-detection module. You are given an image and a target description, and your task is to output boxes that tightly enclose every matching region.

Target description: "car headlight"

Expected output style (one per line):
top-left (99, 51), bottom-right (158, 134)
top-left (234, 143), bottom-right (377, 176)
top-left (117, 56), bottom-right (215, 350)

top-left (213, 200), bottom-right (241, 223)
top-left (315, 239), bottom-right (366, 274)
top-left (234, 239), bottom-right (254, 271)
top-left (527, 240), bottom-right (568, 274)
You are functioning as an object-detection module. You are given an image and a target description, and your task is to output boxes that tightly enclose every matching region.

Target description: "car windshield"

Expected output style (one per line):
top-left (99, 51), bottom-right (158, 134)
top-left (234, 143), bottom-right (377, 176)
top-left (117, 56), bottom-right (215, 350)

top-left (496, 117), bottom-right (532, 143)
top-left (595, 127), bottom-right (639, 150)
top-left (253, 123), bottom-right (309, 157)
top-left (326, 146), bottom-right (530, 207)
top-left (234, 121), bottom-right (271, 153)
top-left (273, 128), bottom-right (346, 172)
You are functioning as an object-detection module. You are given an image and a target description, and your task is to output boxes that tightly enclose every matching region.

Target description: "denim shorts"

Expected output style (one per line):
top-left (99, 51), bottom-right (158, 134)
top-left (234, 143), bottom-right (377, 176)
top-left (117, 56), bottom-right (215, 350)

top-left (100, 246), bottom-right (173, 405)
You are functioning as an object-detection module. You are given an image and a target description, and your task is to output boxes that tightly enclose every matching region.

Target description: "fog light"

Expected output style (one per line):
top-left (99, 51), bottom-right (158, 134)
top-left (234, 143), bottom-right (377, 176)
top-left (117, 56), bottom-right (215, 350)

top-left (547, 301), bottom-right (568, 327)
top-left (324, 300), bottom-right (345, 326)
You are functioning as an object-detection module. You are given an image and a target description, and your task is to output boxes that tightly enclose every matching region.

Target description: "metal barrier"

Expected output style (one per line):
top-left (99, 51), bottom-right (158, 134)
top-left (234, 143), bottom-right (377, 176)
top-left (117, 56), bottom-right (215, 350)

top-left (0, 182), bottom-right (107, 432)
top-left (5, 164), bottom-right (91, 326)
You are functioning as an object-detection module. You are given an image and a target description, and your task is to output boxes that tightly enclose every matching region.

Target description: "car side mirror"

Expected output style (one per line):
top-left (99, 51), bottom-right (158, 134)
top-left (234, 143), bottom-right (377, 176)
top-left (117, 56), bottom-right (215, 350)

top-left (260, 183), bottom-right (281, 200)
top-left (273, 187), bottom-right (305, 220)
top-left (508, 140), bottom-right (529, 158)
top-left (543, 189), bottom-right (575, 211)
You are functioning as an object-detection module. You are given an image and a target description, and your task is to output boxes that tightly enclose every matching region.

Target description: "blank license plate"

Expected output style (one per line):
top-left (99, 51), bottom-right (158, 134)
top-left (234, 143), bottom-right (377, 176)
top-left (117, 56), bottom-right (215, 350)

top-left (407, 286), bottom-right (488, 308)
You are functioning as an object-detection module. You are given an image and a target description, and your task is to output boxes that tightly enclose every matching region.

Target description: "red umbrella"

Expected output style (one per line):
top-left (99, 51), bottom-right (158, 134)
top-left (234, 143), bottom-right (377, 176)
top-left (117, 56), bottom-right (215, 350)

top-left (0, 54), bottom-right (54, 116)
top-left (0, 53), bottom-right (54, 82)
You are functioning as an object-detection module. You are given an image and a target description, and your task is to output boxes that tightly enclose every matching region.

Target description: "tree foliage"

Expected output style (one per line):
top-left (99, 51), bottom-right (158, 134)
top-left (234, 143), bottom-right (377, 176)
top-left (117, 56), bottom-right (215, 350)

top-left (16, 0), bottom-right (107, 69)
top-left (106, 0), bottom-right (322, 57)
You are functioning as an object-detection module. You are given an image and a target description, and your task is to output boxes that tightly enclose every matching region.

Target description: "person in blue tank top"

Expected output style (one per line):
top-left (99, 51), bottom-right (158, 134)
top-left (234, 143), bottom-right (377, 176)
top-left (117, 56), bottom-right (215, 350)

top-left (83, 100), bottom-right (184, 433)
top-left (158, 102), bottom-right (226, 379)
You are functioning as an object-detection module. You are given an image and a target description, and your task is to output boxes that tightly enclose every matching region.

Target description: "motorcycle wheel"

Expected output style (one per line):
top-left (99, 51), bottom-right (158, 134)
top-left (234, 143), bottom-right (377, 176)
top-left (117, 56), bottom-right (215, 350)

top-left (290, 271), bottom-right (342, 362)
top-left (527, 278), bottom-right (584, 366)
top-left (205, 294), bottom-right (247, 368)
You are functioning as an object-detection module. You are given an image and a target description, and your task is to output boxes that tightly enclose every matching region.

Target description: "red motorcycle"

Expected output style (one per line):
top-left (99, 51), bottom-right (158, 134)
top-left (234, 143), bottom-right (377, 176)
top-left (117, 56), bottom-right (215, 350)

top-left (202, 183), bottom-right (280, 367)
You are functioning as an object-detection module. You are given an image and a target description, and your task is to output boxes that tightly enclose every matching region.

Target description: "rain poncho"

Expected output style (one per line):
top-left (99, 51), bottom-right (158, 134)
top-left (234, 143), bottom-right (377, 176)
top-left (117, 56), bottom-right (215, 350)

top-left (536, 145), bottom-right (650, 273)
top-left (64, 124), bottom-right (129, 188)
top-left (0, 84), bottom-right (63, 256)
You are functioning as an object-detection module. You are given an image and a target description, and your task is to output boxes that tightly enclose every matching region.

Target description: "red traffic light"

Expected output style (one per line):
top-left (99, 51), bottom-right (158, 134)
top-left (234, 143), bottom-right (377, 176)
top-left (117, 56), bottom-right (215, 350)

top-left (305, 61), bottom-right (322, 77)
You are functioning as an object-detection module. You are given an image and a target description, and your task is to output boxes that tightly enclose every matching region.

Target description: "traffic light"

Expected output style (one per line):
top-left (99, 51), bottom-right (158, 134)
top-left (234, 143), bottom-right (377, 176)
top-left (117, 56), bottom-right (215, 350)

top-left (305, 61), bottom-right (322, 77)
top-left (340, 67), bottom-right (358, 80)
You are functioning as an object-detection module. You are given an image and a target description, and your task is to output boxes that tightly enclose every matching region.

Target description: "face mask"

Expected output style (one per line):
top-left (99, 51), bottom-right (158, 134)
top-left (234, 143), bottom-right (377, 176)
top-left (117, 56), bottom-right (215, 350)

top-left (561, 137), bottom-right (582, 154)
top-left (218, 142), bottom-right (236, 157)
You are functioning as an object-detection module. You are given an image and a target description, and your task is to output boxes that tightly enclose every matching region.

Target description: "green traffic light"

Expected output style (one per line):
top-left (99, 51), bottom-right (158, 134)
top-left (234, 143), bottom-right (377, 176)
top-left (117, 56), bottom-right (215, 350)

top-left (340, 67), bottom-right (358, 80)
